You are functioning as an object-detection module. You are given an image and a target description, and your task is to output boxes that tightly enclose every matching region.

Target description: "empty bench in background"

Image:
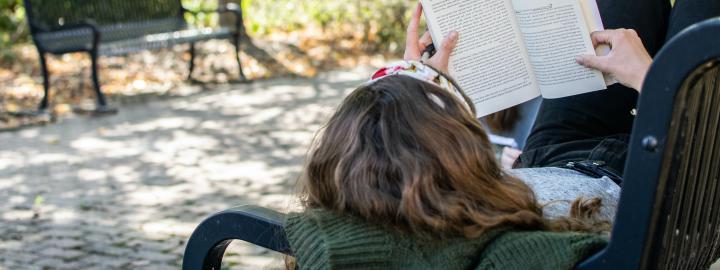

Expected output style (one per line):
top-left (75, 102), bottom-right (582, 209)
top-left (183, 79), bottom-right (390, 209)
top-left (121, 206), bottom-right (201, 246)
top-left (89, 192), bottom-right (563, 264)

top-left (23, 0), bottom-right (248, 113)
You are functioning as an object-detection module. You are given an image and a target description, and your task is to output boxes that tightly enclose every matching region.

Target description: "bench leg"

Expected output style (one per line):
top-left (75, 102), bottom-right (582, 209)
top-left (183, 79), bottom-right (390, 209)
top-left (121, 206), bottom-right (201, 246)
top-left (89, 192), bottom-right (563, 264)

top-left (233, 35), bottom-right (247, 81)
top-left (38, 51), bottom-right (50, 111)
top-left (88, 50), bottom-right (116, 114)
top-left (188, 42), bottom-right (196, 81)
top-left (90, 51), bottom-right (106, 107)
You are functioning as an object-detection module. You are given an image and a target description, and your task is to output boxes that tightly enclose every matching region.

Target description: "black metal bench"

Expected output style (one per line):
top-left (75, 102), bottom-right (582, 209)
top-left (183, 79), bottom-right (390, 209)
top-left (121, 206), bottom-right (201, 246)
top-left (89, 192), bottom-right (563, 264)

top-left (183, 17), bottom-right (720, 270)
top-left (23, 0), bottom-right (247, 113)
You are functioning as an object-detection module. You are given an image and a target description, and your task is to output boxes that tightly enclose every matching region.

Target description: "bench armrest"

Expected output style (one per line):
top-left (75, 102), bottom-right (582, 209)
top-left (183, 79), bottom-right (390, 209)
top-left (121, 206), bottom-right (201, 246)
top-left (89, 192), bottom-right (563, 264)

top-left (182, 205), bottom-right (292, 270)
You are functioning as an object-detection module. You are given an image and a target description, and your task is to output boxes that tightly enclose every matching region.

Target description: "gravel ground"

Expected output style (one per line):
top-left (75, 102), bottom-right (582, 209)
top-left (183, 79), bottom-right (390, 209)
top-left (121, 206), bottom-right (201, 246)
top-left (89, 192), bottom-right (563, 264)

top-left (0, 69), bottom-right (369, 270)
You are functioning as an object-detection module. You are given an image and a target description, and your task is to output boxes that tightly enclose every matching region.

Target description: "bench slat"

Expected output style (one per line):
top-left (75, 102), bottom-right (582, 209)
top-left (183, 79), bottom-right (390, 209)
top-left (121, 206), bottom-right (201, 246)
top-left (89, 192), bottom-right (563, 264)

top-left (25, 0), bottom-right (184, 32)
top-left (37, 25), bottom-right (234, 56)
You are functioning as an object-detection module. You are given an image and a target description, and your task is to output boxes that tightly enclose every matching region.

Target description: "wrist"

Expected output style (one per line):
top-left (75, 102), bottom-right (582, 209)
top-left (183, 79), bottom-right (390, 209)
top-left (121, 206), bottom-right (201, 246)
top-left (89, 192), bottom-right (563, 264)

top-left (632, 66), bottom-right (651, 92)
top-left (632, 75), bottom-right (645, 92)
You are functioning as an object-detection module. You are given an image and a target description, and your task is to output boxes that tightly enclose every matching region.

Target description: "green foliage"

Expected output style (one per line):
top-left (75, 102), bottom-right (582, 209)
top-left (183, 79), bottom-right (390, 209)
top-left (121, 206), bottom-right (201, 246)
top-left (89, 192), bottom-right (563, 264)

top-left (0, 0), bottom-right (25, 60)
top-left (181, 0), bottom-right (219, 27)
top-left (244, 0), bottom-right (412, 50)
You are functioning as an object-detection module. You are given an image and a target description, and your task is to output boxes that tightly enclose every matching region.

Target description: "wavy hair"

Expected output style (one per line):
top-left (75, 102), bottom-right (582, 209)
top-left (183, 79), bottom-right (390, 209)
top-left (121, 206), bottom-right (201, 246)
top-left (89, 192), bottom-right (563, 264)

top-left (300, 75), bottom-right (608, 238)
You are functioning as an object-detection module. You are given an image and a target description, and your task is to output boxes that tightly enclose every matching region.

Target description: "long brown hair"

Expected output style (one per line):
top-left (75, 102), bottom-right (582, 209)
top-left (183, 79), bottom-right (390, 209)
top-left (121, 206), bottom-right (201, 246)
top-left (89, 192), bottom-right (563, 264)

top-left (300, 75), bottom-right (607, 238)
top-left (484, 107), bottom-right (521, 133)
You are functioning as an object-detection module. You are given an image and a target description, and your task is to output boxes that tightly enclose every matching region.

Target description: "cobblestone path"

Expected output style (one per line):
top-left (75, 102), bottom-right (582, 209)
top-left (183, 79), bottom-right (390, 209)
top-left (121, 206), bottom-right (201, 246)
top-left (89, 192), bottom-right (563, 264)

top-left (0, 70), bottom-right (368, 270)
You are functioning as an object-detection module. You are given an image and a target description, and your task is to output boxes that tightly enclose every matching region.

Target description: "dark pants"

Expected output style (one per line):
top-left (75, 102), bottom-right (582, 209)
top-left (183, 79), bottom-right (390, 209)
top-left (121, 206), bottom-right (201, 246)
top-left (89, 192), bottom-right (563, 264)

top-left (516, 0), bottom-right (720, 180)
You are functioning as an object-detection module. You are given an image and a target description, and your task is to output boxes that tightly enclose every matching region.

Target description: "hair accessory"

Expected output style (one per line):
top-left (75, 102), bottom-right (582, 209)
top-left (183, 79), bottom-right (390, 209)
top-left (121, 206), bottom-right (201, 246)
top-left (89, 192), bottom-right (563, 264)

top-left (368, 61), bottom-right (473, 113)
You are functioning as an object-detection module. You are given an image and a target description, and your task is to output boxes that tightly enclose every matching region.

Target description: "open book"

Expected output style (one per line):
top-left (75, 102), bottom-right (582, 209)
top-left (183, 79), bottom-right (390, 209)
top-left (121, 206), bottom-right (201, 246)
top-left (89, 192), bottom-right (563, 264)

top-left (421, 0), bottom-right (613, 117)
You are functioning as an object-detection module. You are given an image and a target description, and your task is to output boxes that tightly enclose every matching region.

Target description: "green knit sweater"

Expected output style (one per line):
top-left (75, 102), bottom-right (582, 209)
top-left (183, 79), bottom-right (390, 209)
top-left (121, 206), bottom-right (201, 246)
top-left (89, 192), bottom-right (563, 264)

top-left (286, 209), bottom-right (608, 270)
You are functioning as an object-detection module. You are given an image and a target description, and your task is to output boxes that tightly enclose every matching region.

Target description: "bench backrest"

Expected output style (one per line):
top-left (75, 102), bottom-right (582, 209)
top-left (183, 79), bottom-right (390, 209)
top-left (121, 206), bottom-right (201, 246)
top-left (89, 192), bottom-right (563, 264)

top-left (24, 0), bottom-right (186, 37)
top-left (578, 17), bottom-right (720, 270)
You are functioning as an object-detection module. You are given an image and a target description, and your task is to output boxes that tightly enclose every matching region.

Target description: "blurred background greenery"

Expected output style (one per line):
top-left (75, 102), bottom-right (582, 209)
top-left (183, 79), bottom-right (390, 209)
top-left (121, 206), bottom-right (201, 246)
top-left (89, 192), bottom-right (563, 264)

top-left (0, 0), bottom-right (413, 61)
top-left (0, 0), bottom-right (26, 60)
top-left (0, 0), bottom-right (414, 123)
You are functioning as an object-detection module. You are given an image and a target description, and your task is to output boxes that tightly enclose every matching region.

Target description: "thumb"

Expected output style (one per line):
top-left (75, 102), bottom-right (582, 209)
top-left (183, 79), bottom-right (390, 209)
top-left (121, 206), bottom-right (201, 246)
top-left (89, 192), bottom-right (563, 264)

top-left (576, 54), bottom-right (610, 72)
top-left (429, 31), bottom-right (459, 71)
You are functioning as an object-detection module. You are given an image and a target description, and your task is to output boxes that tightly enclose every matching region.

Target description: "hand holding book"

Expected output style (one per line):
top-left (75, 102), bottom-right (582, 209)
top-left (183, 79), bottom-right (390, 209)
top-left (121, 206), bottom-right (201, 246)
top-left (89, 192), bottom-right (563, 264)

top-left (576, 29), bottom-right (653, 92)
top-left (404, 0), bottom-right (653, 115)
top-left (404, 3), bottom-right (459, 74)
top-left (420, 0), bottom-right (614, 117)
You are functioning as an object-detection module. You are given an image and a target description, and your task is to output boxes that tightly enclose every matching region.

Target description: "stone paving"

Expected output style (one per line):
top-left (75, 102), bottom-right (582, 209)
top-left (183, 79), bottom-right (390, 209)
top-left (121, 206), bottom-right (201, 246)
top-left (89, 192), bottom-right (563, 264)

top-left (0, 69), bottom-right (369, 270)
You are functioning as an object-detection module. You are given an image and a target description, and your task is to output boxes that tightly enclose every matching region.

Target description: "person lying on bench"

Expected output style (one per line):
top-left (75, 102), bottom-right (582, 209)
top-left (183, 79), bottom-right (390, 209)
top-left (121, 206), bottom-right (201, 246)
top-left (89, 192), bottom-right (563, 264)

top-left (285, 0), bottom-right (720, 269)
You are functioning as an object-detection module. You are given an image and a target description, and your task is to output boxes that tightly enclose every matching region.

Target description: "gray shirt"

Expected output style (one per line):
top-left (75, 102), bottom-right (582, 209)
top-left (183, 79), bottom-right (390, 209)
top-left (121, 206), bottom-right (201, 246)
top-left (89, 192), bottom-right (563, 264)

top-left (511, 167), bottom-right (621, 222)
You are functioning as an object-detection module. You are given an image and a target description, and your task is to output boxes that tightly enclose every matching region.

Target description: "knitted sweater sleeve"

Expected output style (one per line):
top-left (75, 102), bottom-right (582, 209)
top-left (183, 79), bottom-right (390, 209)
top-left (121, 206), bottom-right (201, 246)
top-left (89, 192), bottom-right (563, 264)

top-left (474, 231), bottom-right (608, 270)
top-left (286, 211), bottom-right (394, 270)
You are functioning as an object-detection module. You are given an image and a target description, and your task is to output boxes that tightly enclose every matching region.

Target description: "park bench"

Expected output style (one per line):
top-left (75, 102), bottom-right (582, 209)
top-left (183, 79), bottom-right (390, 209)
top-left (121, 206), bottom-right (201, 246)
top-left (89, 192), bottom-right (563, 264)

top-left (23, 0), bottom-right (247, 113)
top-left (182, 17), bottom-right (720, 270)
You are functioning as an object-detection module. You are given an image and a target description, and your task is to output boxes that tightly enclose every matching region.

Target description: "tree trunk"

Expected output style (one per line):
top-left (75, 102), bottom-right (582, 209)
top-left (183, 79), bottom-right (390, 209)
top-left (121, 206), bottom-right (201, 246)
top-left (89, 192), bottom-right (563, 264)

top-left (217, 0), bottom-right (285, 74)
top-left (219, 0), bottom-right (250, 39)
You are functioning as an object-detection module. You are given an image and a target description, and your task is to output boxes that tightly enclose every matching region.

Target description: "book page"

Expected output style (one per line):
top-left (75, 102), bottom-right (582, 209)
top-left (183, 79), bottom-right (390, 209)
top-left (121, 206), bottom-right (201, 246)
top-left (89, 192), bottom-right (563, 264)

top-left (421, 0), bottom-right (540, 117)
top-left (512, 0), bottom-right (607, 99)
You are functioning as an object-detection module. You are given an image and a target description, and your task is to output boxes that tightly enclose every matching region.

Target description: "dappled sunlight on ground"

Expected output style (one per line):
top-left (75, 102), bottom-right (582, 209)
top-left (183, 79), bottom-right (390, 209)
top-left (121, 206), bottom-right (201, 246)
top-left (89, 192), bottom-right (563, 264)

top-left (0, 68), bottom-right (370, 269)
top-left (0, 34), bottom-right (390, 125)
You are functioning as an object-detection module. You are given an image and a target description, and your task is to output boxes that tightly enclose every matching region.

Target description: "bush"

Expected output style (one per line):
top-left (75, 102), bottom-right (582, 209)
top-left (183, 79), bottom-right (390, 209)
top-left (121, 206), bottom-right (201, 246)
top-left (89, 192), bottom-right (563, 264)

top-left (0, 0), bottom-right (26, 60)
top-left (244, 0), bottom-right (411, 51)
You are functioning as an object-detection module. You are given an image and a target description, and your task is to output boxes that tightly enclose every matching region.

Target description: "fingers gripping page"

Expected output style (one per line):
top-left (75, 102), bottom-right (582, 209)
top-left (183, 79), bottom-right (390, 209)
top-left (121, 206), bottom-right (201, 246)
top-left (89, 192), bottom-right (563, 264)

top-left (512, 0), bottom-right (607, 98)
top-left (421, 0), bottom-right (541, 117)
